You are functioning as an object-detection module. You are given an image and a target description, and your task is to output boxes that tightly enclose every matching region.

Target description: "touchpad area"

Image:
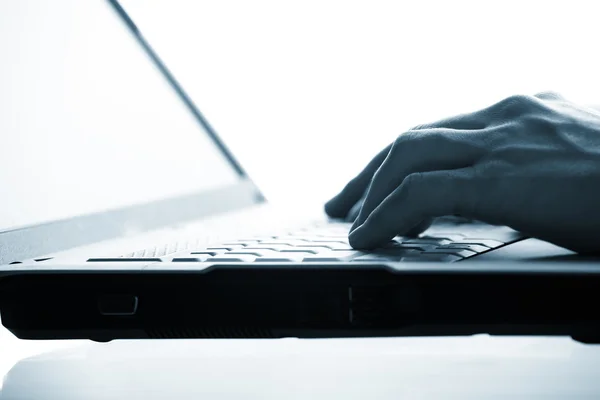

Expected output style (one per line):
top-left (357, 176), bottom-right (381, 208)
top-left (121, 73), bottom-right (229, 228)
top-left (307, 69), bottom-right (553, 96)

top-left (468, 238), bottom-right (580, 261)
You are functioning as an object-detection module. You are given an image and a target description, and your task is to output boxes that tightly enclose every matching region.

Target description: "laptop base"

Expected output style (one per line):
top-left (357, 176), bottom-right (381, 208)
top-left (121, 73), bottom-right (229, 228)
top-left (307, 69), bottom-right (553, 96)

top-left (3, 264), bottom-right (600, 343)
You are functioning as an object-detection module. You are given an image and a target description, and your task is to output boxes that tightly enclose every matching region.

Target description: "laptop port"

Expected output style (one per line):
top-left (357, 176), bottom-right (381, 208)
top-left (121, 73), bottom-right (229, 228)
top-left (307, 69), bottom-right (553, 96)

top-left (98, 294), bottom-right (138, 316)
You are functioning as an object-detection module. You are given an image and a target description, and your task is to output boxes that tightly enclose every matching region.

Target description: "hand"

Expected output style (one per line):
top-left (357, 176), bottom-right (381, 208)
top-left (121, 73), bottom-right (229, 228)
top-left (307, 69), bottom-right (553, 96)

top-left (325, 93), bottom-right (600, 254)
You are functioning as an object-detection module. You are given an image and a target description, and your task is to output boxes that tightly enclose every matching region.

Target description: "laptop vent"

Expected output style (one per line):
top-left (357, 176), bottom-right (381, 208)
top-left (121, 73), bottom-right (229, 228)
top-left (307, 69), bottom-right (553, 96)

top-left (146, 327), bottom-right (276, 339)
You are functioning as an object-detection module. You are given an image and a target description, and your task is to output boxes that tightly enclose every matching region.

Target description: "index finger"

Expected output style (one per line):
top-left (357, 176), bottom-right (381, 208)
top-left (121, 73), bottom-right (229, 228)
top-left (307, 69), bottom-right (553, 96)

top-left (349, 167), bottom-right (480, 249)
top-left (324, 144), bottom-right (391, 218)
top-left (350, 128), bottom-right (486, 232)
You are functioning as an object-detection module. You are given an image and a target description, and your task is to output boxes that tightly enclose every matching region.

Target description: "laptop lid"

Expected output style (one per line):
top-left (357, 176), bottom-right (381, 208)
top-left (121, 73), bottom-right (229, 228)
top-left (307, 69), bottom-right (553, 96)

top-left (0, 0), bottom-right (264, 265)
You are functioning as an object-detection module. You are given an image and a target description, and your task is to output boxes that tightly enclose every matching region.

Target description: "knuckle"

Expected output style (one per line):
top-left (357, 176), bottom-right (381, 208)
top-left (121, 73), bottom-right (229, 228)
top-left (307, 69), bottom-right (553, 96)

top-left (390, 130), bottom-right (418, 156)
top-left (402, 129), bottom-right (444, 147)
top-left (424, 129), bottom-right (458, 145)
top-left (494, 94), bottom-right (539, 117)
top-left (506, 94), bottom-right (536, 106)
top-left (394, 130), bottom-right (419, 145)
top-left (382, 172), bottom-right (421, 208)
top-left (518, 113), bottom-right (556, 133)
top-left (484, 119), bottom-right (520, 146)
top-left (402, 172), bottom-right (423, 193)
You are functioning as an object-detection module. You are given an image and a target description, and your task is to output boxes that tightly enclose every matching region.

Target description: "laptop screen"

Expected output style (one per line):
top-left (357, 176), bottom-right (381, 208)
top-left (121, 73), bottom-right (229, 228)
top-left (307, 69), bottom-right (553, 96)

top-left (0, 0), bottom-right (240, 233)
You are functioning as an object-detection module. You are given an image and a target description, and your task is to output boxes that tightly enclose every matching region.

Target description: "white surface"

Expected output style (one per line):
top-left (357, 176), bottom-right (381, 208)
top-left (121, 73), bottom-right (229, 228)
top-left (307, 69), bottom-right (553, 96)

top-left (0, 316), bottom-right (83, 391)
top-left (2, 336), bottom-right (600, 399)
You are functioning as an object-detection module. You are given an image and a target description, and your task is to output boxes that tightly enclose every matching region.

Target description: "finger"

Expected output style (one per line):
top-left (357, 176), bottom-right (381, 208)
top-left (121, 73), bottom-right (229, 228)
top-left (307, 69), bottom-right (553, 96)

top-left (346, 199), bottom-right (438, 237)
top-left (349, 168), bottom-right (479, 249)
top-left (350, 128), bottom-right (486, 232)
top-left (324, 144), bottom-right (392, 218)
top-left (345, 195), bottom-right (364, 222)
top-left (405, 218), bottom-right (434, 237)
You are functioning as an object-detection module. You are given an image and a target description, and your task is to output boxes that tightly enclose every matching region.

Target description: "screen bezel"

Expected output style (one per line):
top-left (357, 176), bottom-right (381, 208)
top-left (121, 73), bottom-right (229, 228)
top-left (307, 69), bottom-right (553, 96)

top-left (0, 0), bottom-right (265, 265)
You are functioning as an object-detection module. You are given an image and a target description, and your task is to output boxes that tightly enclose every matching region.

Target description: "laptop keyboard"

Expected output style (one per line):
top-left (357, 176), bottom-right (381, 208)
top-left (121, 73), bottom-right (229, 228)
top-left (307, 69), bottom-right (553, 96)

top-left (89, 220), bottom-right (523, 264)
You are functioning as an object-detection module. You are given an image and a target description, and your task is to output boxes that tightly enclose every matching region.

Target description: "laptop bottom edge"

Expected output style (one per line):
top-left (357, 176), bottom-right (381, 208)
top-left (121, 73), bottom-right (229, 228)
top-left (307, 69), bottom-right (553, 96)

top-left (2, 264), bottom-right (600, 343)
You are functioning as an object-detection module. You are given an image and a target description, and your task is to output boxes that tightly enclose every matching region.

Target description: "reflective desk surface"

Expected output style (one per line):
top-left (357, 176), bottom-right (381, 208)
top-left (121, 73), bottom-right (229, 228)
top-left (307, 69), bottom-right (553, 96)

top-left (2, 323), bottom-right (600, 400)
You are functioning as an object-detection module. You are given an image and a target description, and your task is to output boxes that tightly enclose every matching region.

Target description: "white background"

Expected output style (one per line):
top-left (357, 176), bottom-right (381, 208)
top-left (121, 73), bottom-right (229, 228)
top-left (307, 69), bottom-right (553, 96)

top-left (2, 0), bottom-right (600, 388)
top-left (2, 0), bottom-right (600, 228)
top-left (121, 0), bottom-right (600, 203)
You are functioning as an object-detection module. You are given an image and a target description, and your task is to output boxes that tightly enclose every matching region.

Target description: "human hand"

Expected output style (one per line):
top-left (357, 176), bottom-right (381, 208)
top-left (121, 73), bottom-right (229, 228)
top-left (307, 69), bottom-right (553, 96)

top-left (325, 93), bottom-right (600, 254)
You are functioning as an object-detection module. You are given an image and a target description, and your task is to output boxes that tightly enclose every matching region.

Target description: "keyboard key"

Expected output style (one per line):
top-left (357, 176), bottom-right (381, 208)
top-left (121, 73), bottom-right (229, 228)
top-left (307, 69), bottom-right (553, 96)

top-left (450, 239), bottom-right (504, 248)
top-left (220, 241), bottom-right (260, 247)
top-left (278, 250), bottom-right (320, 256)
top-left (421, 249), bottom-right (477, 258)
top-left (243, 244), bottom-right (317, 253)
top-left (420, 233), bottom-right (466, 241)
top-left (204, 256), bottom-right (256, 263)
top-left (206, 246), bottom-right (245, 251)
top-left (223, 251), bottom-right (267, 257)
top-left (437, 244), bottom-right (490, 253)
top-left (254, 257), bottom-right (301, 262)
top-left (190, 251), bottom-right (219, 256)
top-left (313, 234), bottom-right (350, 240)
top-left (296, 242), bottom-right (353, 250)
top-left (224, 249), bottom-right (280, 257)
top-left (258, 241), bottom-right (309, 246)
top-left (272, 236), bottom-right (316, 241)
top-left (402, 238), bottom-right (453, 246)
top-left (302, 251), bottom-right (366, 262)
top-left (302, 257), bottom-right (352, 262)
top-left (279, 248), bottom-right (323, 257)
top-left (242, 246), bottom-right (286, 251)
top-left (382, 242), bottom-right (435, 252)
top-left (329, 246), bottom-right (359, 252)
top-left (280, 237), bottom-right (351, 245)
top-left (303, 238), bottom-right (350, 244)
top-left (272, 243), bottom-right (331, 252)
top-left (371, 248), bottom-right (424, 257)
top-left (88, 258), bottom-right (162, 262)
top-left (172, 257), bottom-right (207, 262)
top-left (401, 254), bottom-right (463, 262)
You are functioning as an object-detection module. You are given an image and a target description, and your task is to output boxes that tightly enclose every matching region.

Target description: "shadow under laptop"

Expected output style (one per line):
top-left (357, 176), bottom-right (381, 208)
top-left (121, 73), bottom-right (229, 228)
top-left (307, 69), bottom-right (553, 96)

top-left (2, 336), bottom-right (600, 399)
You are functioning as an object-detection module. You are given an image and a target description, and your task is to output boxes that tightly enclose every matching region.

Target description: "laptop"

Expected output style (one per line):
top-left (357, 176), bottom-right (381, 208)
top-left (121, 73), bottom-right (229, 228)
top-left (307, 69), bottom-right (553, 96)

top-left (1, 0), bottom-right (599, 343)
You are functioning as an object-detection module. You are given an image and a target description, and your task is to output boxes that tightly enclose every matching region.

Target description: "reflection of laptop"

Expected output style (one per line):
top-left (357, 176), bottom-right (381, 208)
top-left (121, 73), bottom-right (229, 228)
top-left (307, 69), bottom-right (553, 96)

top-left (1, 0), bottom-right (599, 343)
